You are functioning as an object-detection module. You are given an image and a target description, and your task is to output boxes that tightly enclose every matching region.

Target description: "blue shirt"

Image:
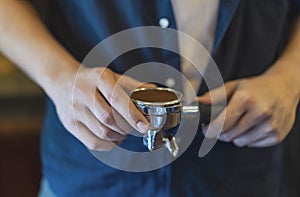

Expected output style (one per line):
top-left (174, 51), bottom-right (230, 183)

top-left (37, 0), bottom-right (300, 196)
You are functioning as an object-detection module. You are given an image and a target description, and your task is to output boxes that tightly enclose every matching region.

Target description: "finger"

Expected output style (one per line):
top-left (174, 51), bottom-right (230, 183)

top-left (205, 92), bottom-right (247, 138)
top-left (196, 81), bottom-right (238, 104)
top-left (219, 109), bottom-right (268, 142)
top-left (98, 69), bottom-right (150, 133)
top-left (247, 134), bottom-right (278, 148)
top-left (110, 108), bottom-right (135, 135)
top-left (74, 122), bottom-right (119, 151)
top-left (93, 91), bottom-right (132, 135)
top-left (231, 121), bottom-right (272, 147)
top-left (114, 73), bottom-right (156, 93)
top-left (79, 106), bottom-right (126, 141)
top-left (72, 68), bottom-right (130, 135)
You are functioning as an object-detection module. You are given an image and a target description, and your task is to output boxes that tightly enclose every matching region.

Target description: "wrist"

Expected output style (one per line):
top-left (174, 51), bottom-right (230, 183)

top-left (41, 59), bottom-right (80, 101)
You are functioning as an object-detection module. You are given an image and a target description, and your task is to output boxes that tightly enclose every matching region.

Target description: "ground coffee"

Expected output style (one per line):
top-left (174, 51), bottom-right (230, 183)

top-left (130, 89), bottom-right (178, 102)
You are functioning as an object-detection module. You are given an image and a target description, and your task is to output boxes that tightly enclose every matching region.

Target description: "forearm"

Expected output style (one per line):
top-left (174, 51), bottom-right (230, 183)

top-left (265, 16), bottom-right (300, 100)
top-left (0, 0), bottom-right (79, 98)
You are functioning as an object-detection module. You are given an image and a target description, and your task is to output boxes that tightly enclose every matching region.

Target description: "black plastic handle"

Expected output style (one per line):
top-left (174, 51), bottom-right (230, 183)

top-left (198, 103), bottom-right (225, 125)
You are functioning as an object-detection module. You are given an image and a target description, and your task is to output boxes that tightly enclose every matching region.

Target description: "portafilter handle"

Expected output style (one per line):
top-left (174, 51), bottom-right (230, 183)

top-left (182, 103), bottom-right (225, 124)
top-left (143, 103), bottom-right (225, 157)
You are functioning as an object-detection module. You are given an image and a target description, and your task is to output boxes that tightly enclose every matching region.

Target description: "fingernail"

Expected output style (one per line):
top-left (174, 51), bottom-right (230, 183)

top-left (219, 134), bottom-right (226, 141)
top-left (233, 139), bottom-right (245, 147)
top-left (219, 134), bottom-right (231, 142)
top-left (137, 121), bottom-right (149, 133)
top-left (201, 124), bottom-right (208, 135)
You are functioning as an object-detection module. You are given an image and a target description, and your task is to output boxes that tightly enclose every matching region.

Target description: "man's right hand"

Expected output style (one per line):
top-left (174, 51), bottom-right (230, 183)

top-left (51, 66), bottom-right (151, 151)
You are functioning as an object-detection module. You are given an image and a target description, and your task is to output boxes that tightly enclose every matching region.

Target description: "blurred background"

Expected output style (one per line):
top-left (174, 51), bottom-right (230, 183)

top-left (0, 53), bottom-right (45, 196)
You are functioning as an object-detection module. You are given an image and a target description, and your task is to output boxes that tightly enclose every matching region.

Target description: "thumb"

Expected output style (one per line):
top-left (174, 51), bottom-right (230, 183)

top-left (196, 81), bottom-right (239, 104)
top-left (114, 73), bottom-right (156, 93)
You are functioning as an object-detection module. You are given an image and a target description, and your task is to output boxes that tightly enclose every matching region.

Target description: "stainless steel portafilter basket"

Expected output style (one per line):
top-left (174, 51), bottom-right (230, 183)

top-left (130, 87), bottom-right (182, 157)
top-left (130, 87), bottom-right (224, 157)
top-left (131, 88), bottom-right (183, 129)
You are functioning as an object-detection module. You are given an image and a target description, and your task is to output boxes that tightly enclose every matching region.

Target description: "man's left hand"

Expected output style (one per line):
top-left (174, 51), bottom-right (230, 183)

top-left (197, 70), bottom-right (300, 148)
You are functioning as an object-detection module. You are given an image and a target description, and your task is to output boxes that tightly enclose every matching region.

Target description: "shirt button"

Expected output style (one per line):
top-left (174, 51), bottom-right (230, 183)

top-left (166, 77), bottom-right (175, 88)
top-left (159, 18), bottom-right (169, 28)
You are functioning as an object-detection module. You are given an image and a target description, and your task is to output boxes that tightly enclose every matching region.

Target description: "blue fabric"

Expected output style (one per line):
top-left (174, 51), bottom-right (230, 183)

top-left (38, 178), bottom-right (56, 197)
top-left (38, 0), bottom-right (300, 196)
top-left (42, 1), bottom-right (179, 196)
top-left (290, 0), bottom-right (300, 17)
top-left (212, 0), bottom-right (240, 54)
